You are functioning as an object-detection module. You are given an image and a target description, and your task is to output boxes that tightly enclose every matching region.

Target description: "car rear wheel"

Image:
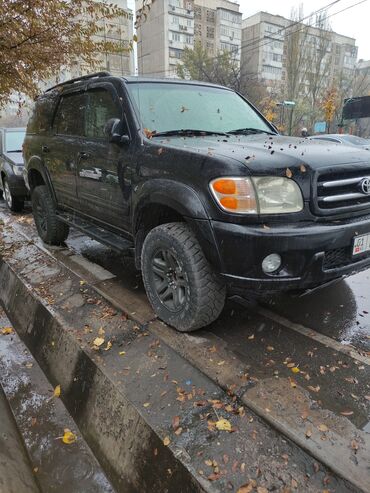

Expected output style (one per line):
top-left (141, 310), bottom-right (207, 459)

top-left (3, 178), bottom-right (24, 212)
top-left (31, 185), bottom-right (69, 245)
top-left (141, 222), bottom-right (226, 332)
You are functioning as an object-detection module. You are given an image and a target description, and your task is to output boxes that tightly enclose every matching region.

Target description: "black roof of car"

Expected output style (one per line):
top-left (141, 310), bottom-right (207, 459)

top-left (45, 72), bottom-right (231, 94)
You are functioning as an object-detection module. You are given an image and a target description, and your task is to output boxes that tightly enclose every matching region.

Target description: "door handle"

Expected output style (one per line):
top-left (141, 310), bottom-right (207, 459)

top-left (78, 152), bottom-right (90, 160)
top-left (42, 145), bottom-right (49, 153)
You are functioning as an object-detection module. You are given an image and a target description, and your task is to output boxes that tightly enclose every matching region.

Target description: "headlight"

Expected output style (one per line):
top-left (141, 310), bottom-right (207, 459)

top-left (252, 176), bottom-right (303, 214)
top-left (13, 166), bottom-right (24, 177)
top-left (210, 176), bottom-right (303, 214)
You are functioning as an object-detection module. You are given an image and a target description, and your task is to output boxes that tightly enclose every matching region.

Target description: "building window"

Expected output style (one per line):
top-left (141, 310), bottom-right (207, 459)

top-left (206, 26), bottom-right (214, 39)
top-left (206, 10), bottom-right (215, 22)
top-left (171, 15), bottom-right (179, 24)
top-left (185, 34), bottom-right (192, 44)
top-left (171, 32), bottom-right (180, 42)
top-left (169, 48), bottom-right (183, 59)
top-left (194, 6), bottom-right (201, 18)
top-left (195, 23), bottom-right (202, 35)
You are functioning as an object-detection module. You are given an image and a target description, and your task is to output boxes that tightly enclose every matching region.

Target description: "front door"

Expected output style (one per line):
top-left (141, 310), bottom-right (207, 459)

top-left (46, 90), bottom-right (87, 211)
top-left (76, 85), bottom-right (132, 232)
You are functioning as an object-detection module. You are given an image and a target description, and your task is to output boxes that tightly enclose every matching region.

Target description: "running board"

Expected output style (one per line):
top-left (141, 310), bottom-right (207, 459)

top-left (57, 212), bottom-right (134, 254)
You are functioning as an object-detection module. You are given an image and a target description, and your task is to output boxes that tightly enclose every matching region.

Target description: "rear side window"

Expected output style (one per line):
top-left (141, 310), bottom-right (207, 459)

top-left (54, 92), bottom-right (87, 136)
top-left (85, 89), bottom-right (121, 139)
top-left (27, 92), bottom-right (58, 135)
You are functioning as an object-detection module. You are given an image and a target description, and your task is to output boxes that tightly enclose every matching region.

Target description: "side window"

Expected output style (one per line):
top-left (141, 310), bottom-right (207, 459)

top-left (86, 89), bottom-right (122, 139)
top-left (54, 93), bottom-right (87, 136)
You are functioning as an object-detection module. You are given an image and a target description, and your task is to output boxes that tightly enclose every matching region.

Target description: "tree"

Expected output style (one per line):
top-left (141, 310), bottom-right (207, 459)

top-left (177, 42), bottom-right (267, 106)
top-left (0, 0), bottom-right (130, 107)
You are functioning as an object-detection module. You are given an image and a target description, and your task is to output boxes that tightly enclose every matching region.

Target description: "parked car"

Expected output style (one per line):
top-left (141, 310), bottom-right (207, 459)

top-left (23, 73), bottom-right (370, 331)
top-left (309, 133), bottom-right (370, 149)
top-left (0, 127), bottom-right (28, 211)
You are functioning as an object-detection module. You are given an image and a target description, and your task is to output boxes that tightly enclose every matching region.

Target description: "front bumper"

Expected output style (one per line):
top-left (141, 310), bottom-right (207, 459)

top-left (211, 215), bottom-right (370, 293)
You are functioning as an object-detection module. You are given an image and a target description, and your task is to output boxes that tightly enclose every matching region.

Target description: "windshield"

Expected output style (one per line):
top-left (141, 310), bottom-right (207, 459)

top-left (5, 130), bottom-right (25, 152)
top-left (127, 82), bottom-right (273, 135)
top-left (341, 135), bottom-right (370, 146)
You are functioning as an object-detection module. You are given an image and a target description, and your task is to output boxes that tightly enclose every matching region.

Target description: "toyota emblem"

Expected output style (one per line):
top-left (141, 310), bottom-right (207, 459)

top-left (360, 178), bottom-right (370, 195)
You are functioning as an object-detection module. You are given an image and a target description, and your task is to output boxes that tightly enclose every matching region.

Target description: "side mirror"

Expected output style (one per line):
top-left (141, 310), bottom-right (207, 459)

top-left (104, 118), bottom-right (130, 145)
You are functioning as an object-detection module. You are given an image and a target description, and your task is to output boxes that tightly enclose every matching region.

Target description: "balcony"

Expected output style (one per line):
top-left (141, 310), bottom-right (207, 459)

top-left (168, 5), bottom-right (194, 18)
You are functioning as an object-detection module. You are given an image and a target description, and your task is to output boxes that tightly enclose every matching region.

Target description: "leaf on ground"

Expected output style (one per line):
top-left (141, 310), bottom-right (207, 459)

top-left (318, 424), bottom-right (328, 432)
top-left (92, 337), bottom-right (105, 348)
top-left (119, 351), bottom-right (126, 356)
top-left (62, 429), bottom-right (77, 444)
top-left (1, 327), bottom-right (13, 335)
top-left (257, 487), bottom-right (269, 493)
top-left (172, 415), bottom-right (180, 431)
top-left (53, 385), bottom-right (61, 398)
top-left (308, 385), bottom-right (320, 393)
top-left (104, 341), bottom-right (112, 351)
top-left (143, 402), bottom-right (150, 408)
top-left (237, 483), bottom-right (254, 493)
top-left (289, 377), bottom-right (297, 388)
top-left (305, 428), bottom-right (312, 438)
top-left (351, 439), bottom-right (359, 451)
top-left (340, 410), bottom-right (354, 416)
top-left (291, 367), bottom-right (300, 374)
top-left (215, 418), bottom-right (232, 432)
top-left (163, 436), bottom-right (170, 446)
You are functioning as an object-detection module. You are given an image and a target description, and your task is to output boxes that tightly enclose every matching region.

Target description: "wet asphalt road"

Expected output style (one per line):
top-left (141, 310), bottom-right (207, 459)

top-left (1, 200), bottom-right (370, 441)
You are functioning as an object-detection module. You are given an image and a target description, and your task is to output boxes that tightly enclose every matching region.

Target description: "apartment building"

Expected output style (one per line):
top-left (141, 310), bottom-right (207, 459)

top-left (241, 11), bottom-right (358, 94)
top-left (69, 0), bottom-right (135, 78)
top-left (135, 0), bottom-right (242, 78)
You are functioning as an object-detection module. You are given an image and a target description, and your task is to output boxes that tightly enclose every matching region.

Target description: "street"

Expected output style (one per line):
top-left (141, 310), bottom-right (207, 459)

top-left (0, 198), bottom-right (369, 492)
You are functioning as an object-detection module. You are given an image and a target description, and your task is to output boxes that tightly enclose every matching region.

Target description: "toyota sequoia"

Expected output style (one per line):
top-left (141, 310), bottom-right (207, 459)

top-left (23, 73), bottom-right (370, 331)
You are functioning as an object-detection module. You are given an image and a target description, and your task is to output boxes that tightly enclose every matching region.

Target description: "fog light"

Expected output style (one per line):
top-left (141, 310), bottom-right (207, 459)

top-left (262, 253), bottom-right (282, 274)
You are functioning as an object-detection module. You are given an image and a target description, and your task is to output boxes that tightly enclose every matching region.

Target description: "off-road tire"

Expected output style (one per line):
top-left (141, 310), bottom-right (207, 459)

top-left (141, 222), bottom-right (226, 332)
top-left (31, 185), bottom-right (69, 245)
top-left (3, 177), bottom-right (24, 212)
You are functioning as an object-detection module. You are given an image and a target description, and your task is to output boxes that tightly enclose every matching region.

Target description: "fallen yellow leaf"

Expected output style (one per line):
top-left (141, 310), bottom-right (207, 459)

top-left (291, 367), bottom-right (300, 374)
top-left (318, 424), bottom-right (328, 433)
top-left (79, 280), bottom-right (86, 286)
top-left (62, 429), bottom-right (77, 444)
top-left (54, 385), bottom-right (61, 398)
top-left (119, 351), bottom-right (126, 356)
top-left (143, 402), bottom-right (150, 408)
top-left (163, 436), bottom-right (170, 446)
top-left (93, 337), bottom-right (105, 347)
top-left (104, 341), bottom-right (112, 351)
top-left (1, 327), bottom-right (13, 335)
top-left (215, 418), bottom-right (232, 432)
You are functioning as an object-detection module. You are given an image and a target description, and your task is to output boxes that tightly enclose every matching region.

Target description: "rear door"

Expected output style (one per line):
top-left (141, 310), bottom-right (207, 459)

top-left (46, 90), bottom-right (87, 211)
top-left (76, 83), bottom-right (132, 232)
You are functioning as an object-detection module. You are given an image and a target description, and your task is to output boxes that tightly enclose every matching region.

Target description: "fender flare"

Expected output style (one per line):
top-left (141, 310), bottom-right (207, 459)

top-left (27, 158), bottom-right (56, 202)
top-left (133, 179), bottom-right (223, 271)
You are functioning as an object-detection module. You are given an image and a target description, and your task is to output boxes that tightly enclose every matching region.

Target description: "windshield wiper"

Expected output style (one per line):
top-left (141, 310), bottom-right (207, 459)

top-left (227, 127), bottom-right (276, 136)
top-left (151, 129), bottom-right (228, 137)
top-left (7, 150), bottom-right (22, 153)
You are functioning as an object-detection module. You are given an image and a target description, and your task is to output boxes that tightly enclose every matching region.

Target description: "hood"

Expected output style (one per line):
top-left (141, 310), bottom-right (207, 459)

top-left (157, 134), bottom-right (370, 173)
top-left (3, 152), bottom-right (24, 166)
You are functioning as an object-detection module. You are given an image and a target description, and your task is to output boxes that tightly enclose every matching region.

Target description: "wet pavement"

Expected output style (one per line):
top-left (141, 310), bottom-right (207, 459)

top-left (1, 200), bottom-right (370, 491)
top-left (0, 305), bottom-right (114, 493)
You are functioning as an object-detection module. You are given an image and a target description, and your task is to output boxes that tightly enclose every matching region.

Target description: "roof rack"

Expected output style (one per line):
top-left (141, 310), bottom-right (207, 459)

top-left (46, 71), bottom-right (111, 92)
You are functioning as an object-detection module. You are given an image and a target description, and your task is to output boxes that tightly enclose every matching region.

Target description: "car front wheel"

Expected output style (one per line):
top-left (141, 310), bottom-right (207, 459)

top-left (141, 222), bottom-right (226, 332)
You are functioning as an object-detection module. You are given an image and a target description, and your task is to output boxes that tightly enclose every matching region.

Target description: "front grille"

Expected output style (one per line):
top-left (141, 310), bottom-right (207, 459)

top-left (316, 167), bottom-right (370, 214)
top-left (323, 246), bottom-right (370, 270)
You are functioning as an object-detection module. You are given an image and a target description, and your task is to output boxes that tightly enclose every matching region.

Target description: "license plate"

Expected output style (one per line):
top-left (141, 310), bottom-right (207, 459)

top-left (353, 234), bottom-right (370, 256)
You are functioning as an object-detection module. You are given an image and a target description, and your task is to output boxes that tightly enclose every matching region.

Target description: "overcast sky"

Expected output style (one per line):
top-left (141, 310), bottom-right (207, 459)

top-left (128, 0), bottom-right (370, 60)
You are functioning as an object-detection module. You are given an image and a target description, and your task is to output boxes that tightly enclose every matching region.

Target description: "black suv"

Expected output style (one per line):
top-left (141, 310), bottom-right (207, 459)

top-left (24, 72), bottom-right (370, 331)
